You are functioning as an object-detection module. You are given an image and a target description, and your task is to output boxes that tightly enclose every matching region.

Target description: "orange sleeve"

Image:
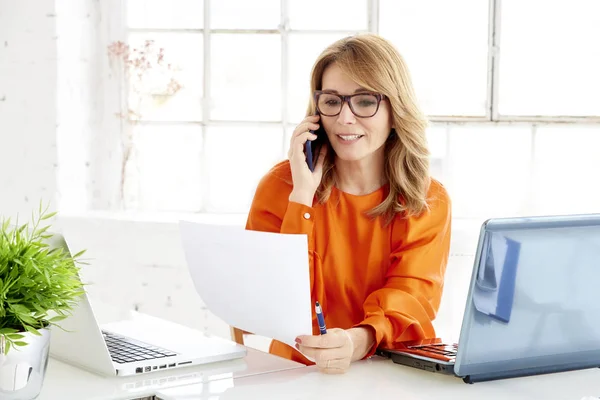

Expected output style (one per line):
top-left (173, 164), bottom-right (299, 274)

top-left (356, 181), bottom-right (452, 357)
top-left (245, 164), bottom-right (319, 292)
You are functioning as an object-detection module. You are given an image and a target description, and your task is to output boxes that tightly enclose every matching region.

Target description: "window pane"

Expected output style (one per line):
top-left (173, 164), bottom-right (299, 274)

top-left (210, 34), bottom-right (281, 121)
top-left (127, 0), bottom-right (203, 29)
top-left (498, 0), bottom-right (600, 116)
top-left (379, 0), bottom-right (489, 116)
top-left (446, 126), bottom-right (532, 219)
top-left (287, 33), bottom-right (352, 123)
top-left (284, 126), bottom-right (297, 156)
top-left (123, 124), bottom-right (203, 212)
top-left (427, 126), bottom-right (448, 182)
top-left (531, 126), bottom-right (600, 214)
top-left (211, 0), bottom-right (280, 29)
top-left (288, 0), bottom-right (368, 31)
top-left (126, 33), bottom-right (203, 122)
top-left (205, 126), bottom-right (285, 212)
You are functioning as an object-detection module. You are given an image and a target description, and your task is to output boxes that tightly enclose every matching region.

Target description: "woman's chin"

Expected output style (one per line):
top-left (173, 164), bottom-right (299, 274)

top-left (333, 150), bottom-right (367, 162)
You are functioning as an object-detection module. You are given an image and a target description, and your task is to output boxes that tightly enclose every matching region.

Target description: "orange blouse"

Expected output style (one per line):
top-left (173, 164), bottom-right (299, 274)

top-left (245, 160), bottom-right (452, 365)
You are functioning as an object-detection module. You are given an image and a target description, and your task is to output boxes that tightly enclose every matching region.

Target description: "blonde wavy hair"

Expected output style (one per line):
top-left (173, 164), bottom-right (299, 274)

top-left (307, 33), bottom-right (431, 222)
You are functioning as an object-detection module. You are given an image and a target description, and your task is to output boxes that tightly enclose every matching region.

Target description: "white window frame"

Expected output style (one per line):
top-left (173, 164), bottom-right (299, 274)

top-left (108, 0), bottom-right (600, 214)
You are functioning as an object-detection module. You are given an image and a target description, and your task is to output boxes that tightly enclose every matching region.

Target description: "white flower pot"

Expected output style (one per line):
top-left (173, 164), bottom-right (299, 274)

top-left (0, 328), bottom-right (51, 400)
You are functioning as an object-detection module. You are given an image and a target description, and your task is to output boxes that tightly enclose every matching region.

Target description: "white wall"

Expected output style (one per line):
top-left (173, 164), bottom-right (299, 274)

top-left (1, 0), bottom-right (125, 221)
top-left (55, 0), bottom-right (126, 213)
top-left (0, 0), bottom-right (59, 219)
top-left (55, 0), bottom-right (98, 213)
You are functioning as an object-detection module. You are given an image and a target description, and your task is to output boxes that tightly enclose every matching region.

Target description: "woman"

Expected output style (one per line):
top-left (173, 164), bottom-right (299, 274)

top-left (246, 33), bottom-right (452, 374)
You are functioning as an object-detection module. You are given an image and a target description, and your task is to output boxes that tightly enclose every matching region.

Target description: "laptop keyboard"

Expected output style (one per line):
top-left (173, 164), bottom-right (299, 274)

top-left (102, 331), bottom-right (178, 364)
top-left (408, 343), bottom-right (458, 358)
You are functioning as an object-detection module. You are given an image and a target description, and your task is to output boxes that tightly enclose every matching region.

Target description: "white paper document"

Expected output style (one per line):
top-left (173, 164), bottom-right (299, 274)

top-left (178, 221), bottom-right (313, 348)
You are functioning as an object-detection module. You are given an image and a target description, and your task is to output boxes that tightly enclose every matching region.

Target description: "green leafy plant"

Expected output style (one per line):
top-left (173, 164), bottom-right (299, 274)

top-left (0, 203), bottom-right (86, 355)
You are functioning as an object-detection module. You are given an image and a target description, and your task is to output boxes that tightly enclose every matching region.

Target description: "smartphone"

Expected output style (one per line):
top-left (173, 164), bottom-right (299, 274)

top-left (305, 139), bottom-right (315, 172)
top-left (304, 113), bottom-right (326, 172)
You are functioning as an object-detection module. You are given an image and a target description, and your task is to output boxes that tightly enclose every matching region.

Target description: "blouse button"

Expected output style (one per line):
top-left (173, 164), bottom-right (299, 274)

top-left (303, 212), bottom-right (311, 220)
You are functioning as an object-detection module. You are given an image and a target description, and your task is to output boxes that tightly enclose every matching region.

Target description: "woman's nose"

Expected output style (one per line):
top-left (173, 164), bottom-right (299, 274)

top-left (337, 101), bottom-right (356, 124)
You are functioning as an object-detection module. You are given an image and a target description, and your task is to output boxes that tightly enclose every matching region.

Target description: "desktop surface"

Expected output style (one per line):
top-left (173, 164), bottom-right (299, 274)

top-left (38, 347), bottom-right (304, 400)
top-left (156, 356), bottom-right (600, 400)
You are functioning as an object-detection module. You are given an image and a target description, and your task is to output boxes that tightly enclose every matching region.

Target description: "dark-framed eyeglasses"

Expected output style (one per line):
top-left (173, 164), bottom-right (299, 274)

top-left (314, 90), bottom-right (386, 118)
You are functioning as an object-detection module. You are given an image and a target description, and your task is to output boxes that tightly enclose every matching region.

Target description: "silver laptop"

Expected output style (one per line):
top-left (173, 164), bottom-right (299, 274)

top-left (48, 233), bottom-right (247, 377)
top-left (378, 214), bottom-right (600, 383)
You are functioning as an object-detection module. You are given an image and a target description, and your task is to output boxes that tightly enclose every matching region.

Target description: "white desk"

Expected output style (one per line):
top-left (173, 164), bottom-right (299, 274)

top-left (156, 356), bottom-right (600, 400)
top-left (38, 348), bottom-right (304, 400)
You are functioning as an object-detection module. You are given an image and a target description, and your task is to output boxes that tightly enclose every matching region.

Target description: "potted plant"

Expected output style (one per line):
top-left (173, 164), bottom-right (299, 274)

top-left (0, 204), bottom-right (86, 399)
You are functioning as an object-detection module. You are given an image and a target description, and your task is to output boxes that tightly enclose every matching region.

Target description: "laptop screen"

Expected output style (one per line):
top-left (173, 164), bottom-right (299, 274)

top-left (455, 215), bottom-right (600, 377)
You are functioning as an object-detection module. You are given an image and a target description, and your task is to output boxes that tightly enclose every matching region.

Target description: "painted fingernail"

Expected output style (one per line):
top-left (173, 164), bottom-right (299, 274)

top-left (295, 343), bottom-right (300, 350)
top-left (295, 337), bottom-right (302, 344)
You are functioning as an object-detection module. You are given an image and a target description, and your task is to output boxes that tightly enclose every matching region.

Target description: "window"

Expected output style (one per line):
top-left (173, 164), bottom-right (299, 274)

top-left (126, 32), bottom-right (203, 122)
top-left (120, 0), bottom-right (600, 217)
top-left (444, 125), bottom-right (533, 219)
top-left (210, 34), bottom-right (281, 122)
top-left (127, 0), bottom-right (204, 30)
top-left (204, 126), bottom-right (284, 213)
top-left (498, 0), bottom-right (600, 117)
top-left (211, 0), bottom-right (279, 30)
top-left (379, 0), bottom-right (490, 117)
top-left (122, 0), bottom-right (369, 213)
top-left (123, 124), bottom-right (203, 211)
top-left (530, 126), bottom-right (600, 214)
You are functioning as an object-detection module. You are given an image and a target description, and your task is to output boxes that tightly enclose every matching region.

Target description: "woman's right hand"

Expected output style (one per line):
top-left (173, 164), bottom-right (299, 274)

top-left (287, 115), bottom-right (328, 207)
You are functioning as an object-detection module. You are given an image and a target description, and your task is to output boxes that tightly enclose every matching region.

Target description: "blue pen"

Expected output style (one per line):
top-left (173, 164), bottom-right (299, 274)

top-left (315, 301), bottom-right (327, 334)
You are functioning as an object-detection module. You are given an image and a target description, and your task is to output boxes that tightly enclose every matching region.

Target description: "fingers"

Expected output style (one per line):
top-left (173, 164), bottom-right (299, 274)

top-left (295, 329), bottom-right (353, 374)
top-left (295, 345), bottom-right (351, 374)
top-left (297, 344), bottom-right (348, 364)
top-left (313, 145), bottom-right (328, 175)
top-left (303, 114), bottom-right (320, 124)
top-left (298, 343), bottom-right (348, 361)
top-left (288, 131), bottom-right (317, 161)
top-left (293, 122), bottom-right (320, 137)
top-left (316, 356), bottom-right (351, 374)
top-left (288, 115), bottom-right (321, 160)
top-left (292, 115), bottom-right (320, 138)
top-left (296, 330), bottom-right (347, 350)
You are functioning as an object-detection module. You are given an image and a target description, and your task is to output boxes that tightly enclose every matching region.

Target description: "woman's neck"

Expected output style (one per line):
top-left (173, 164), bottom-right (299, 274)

top-left (334, 151), bottom-right (387, 195)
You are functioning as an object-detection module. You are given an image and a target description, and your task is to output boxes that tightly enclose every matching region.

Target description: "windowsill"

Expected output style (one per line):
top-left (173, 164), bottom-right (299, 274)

top-left (55, 209), bottom-right (250, 226)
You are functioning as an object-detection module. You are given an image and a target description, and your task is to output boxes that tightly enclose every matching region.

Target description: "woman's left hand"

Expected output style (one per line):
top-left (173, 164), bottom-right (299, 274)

top-left (295, 327), bottom-right (374, 374)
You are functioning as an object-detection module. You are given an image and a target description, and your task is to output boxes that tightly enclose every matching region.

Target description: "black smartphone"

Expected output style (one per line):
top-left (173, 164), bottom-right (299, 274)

top-left (304, 114), bottom-right (326, 172)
